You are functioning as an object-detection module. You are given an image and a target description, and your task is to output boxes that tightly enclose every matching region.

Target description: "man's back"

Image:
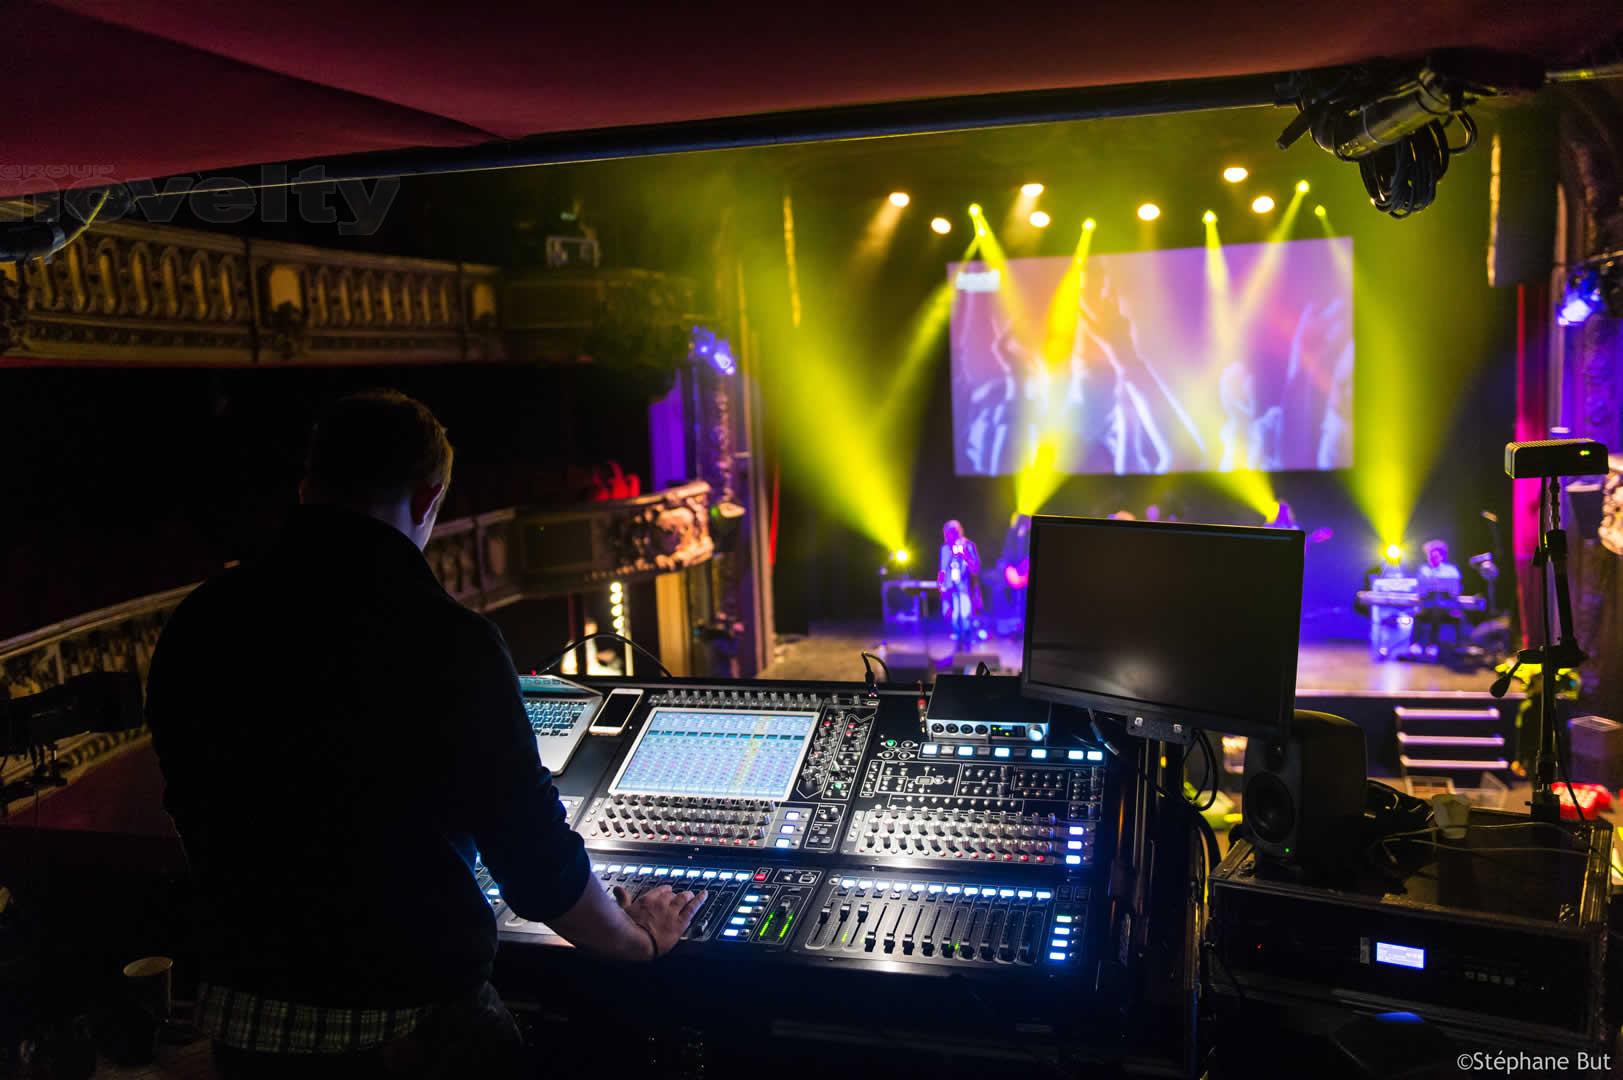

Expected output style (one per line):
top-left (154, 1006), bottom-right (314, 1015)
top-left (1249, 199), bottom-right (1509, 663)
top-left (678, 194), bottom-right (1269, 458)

top-left (148, 505), bottom-right (585, 1009)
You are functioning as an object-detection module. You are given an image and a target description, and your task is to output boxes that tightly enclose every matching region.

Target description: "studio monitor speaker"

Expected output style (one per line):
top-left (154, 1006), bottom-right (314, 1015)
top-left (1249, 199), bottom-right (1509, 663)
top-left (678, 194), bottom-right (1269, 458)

top-left (1243, 709), bottom-right (1366, 862)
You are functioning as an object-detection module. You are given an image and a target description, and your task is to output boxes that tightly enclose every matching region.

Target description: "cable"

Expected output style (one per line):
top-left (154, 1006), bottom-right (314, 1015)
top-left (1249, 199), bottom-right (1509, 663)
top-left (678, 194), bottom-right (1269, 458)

top-left (538, 632), bottom-right (672, 680)
top-left (1192, 731), bottom-right (1218, 812)
top-left (859, 652), bottom-right (891, 684)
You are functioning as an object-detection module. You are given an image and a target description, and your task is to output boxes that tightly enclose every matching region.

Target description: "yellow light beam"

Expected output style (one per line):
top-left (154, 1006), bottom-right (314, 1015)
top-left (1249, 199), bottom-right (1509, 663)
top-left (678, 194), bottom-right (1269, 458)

top-left (1014, 218), bottom-right (1095, 516)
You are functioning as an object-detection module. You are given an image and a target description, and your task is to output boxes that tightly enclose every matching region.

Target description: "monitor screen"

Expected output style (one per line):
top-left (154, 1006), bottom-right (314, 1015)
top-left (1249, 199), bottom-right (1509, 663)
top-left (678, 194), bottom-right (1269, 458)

top-left (1020, 516), bottom-right (1302, 737)
top-left (608, 708), bottom-right (819, 802)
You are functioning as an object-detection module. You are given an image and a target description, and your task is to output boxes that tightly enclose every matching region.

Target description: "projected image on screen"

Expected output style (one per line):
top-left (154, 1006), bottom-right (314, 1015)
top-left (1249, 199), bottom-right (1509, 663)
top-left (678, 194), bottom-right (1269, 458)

top-left (950, 237), bottom-right (1353, 476)
top-left (609, 709), bottom-right (817, 802)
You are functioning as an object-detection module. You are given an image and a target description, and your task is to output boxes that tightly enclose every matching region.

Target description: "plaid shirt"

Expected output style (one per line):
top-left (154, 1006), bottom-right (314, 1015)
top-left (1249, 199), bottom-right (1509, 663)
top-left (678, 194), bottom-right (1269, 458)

top-left (195, 981), bottom-right (428, 1053)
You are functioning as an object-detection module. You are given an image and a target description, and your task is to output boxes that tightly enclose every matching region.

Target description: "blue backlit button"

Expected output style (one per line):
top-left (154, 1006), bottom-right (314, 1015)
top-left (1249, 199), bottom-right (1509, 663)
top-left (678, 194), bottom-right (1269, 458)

top-left (702, 870), bottom-right (718, 879)
top-left (1029, 727), bottom-right (1045, 742)
top-left (485, 887), bottom-right (501, 896)
top-left (686, 869), bottom-right (702, 878)
top-left (946, 886), bottom-right (962, 895)
top-left (730, 916), bottom-right (748, 926)
top-left (928, 884), bottom-right (944, 894)
top-left (994, 747), bottom-right (1010, 759)
top-left (1049, 951), bottom-right (1068, 962)
top-left (841, 878), bottom-right (858, 889)
top-left (858, 880), bottom-right (874, 890)
top-left (722, 929), bottom-right (741, 938)
top-left (591, 862), bottom-right (606, 873)
top-left (1065, 855), bottom-right (1082, 866)
top-left (780, 825), bottom-right (796, 834)
top-left (1069, 825), bottom-right (1086, 836)
top-left (1030, 748), bottom-right (1049, 760)
top-left (1055, 914), bottom-right (1073, 923)
top-left (957, 745), bottom-right (975, 758)
top-left (737, 906), bottom-right (755, 914)
top-left (1017, 890), bottom-right (1033, 900)
top-left (1067, 841), bottom-right (1082, 851)
top-left (607, 864), bottom-right (623, 874)
top-left (1036, 891), bottom-right (1053, 901)
top-left (654, 868), bottom-right (670, 877)
top-left (775, 838), bottom-right (792, 849)
top-left (875, 881), bottom-right (891, 891)
top-left (745, 894), bottom-right (762, 902)
top-left (1087, 750), bottom-right (1105, 761)
top-left (639, 866), bottom-right (655, 875)
top-left (1054, 927), bottom-right (1071, 936)
top-left (910, 882), bottom-right (926, 892)
top-left (1067, 749), bottom-right (1085, 761)
top-left (999, 889), bottom-right (1015, 898)
top-left (964, 887), bottom-right (979, 896)
top-left (785, 811), bottom-right (801, 821)
top-left (718, 872), bottom-right (735, 881)
top-left (922, 744), bottom-right (939, 756)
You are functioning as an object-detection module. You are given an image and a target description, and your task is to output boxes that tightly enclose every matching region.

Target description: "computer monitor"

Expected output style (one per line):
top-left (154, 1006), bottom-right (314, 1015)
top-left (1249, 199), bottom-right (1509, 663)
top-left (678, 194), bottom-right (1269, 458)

top-left (1020, 516), bottom-right (1303, 739)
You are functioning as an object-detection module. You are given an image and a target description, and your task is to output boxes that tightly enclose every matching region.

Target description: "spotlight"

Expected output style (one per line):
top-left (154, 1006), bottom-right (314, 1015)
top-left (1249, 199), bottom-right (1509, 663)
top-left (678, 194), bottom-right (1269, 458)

top-left (968, 203), bottom-right (983, 216)
top-left (1082, 218), bottom-right (1096, 231)
top-left (1295, 179), bottom-right (1311, 194)
top-left (1136, 203), bottom-right (1161, 222)
top-left (1314, 204), bottom-right (1327, 218)
top-left (1021, 182), bottom-right (1045, 197)
top-left (1222, 166), bottom-right (1249, 183)
top-left (1557, 253), bottom-right (1623, 327)
top-left (1251, 195), bottom-right (1276, 214)
top-left (1383, 543), bottom-right (1403, 565)
top-left (1202, 210), bottom-right (1217, 225)
top-left (888, 191), bottom-right (910, 208)
top-left (892, 548), bottom-right (911, 565)
top-left (930, 216), bottom-right (952, 235)
top-left (1029, 210), bottom-right (1051, 228)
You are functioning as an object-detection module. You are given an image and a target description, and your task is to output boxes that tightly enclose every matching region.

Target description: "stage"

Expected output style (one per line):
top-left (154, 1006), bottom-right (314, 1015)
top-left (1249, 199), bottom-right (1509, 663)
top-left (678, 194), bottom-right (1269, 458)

top-left (762, 622), bottom-right (1500, 695)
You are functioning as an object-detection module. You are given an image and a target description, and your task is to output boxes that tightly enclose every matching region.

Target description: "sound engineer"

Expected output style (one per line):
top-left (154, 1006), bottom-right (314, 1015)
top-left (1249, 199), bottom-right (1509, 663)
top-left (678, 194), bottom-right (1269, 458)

top-left (147, 391), bottom-right (703, 1078)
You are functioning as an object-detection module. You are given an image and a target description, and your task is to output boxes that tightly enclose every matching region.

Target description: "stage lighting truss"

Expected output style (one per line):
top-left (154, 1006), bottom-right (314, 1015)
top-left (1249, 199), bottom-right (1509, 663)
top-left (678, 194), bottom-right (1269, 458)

top-left (1558, 250), bottom-right (1623, 327)
top-left (1275, 51), bottom-right (1543, 218)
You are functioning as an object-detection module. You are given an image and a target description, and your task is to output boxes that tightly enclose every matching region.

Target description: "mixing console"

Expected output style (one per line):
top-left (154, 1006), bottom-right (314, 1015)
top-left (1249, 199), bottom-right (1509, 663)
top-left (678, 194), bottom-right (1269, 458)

top-left (490, 677), bottom-right (1115, 989)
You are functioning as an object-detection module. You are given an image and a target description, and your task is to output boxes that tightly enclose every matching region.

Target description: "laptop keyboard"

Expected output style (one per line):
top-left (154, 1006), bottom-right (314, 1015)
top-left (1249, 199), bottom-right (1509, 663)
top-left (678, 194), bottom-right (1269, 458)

top-left (525, 697), bottom-right (592, 738)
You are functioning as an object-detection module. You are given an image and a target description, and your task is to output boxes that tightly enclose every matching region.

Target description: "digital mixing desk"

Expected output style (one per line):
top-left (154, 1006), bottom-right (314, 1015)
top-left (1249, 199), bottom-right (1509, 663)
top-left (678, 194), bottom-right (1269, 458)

top-left (476, 676), bottom-right (1172, 1069)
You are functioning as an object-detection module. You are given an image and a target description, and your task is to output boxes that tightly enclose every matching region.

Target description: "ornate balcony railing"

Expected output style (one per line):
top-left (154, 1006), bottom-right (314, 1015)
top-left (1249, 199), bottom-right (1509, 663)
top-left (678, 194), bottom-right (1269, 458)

top-left (0, 482), bottom-right (714, 812)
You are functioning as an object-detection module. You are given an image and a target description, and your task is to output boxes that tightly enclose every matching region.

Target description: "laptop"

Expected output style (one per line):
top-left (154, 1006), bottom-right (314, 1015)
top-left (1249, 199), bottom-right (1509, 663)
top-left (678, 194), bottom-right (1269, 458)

top-left (517, 674), bottom-right (600, 775)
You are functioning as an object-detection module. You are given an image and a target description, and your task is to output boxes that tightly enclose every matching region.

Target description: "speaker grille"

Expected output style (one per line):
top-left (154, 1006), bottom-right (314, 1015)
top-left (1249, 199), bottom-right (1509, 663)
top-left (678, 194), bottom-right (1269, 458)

top-left (1244, 772), bottom-right (1295, 845)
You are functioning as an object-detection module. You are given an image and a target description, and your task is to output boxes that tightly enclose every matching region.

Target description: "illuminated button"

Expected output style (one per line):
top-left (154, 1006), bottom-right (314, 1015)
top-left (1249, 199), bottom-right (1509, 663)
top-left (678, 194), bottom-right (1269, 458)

top-left (875, 881), bottom-right (891, 891)
top-left (686, 870), bottom-right (702, 878)
top-left (607, 865), bottom-right (623, 874)
top-left (591, 862), bottom-right (606, 873)
top-left (754, 871), bottom-right (769, 881)
top-left (654, 868), bottom-right (670, 877)
top-left (946, 886), bottom-right (962, 895)
top-left (1067, 750), bottom-right (1085, 761)
top-left (1055, 914), bottom-right (1073, 923)
top-left (1036, 891), bottom-right (1053, 901)
top-left (859, 880), bottom-right (874, 890)
top-left (775, 839), bottom-right (792, 849)
top-left (957, 746), bottom-right (975, 758)
top-left (639, 866), bottom-right (654, 875)
top-left (993, 747), bottom-right (1011, 759)
top-left (928, 884), bottom-right (944, 893)
top-left (842, 878), bottom-right (858, 888)
top-left (964, 887), bottom-right (979, 896)
top-left (1049, 951), bottom-right (1067, 962)
top-left (1069, 826), bottom-right (1086, 836)
top-left (780, 825), bottom-right (796, 834)
top-left (1067, 841), bottom-right (1082, 850)
top-left (737, 905), bottom-right (755, 914)
top-left (745, 894), bottom-right (763, 902)
top-left (1054, 927), bottom-right (1071, 936)
top-left (785, 811), bottom-right (801, 821)
top-left (718, 872), bottom-right (735, 881)
top-left (1087, 750), bottom-right (1105, 761)
top-left (1051, 939), bottom-right (1068, 948)
top-left (722, 929), bottom-right (741, 938)
top-left (730, 917), bottom-right (747, 926)
top-left (999, 889), bottom-right (1015, 898)
top-left (702, 870), bottom-right (718, 879)
top-left (485, 887), bottom-right (501, 896)
top-left (1030, 749), bottom-right (1049, 760)
top-left (1029, 727), bottom-right (1045, 742)
top-left (910, 882), bottom-right (926, 892)
top-left (922, 744), bottom-right (939, 756)
top-left (1065, 855), bottom-right (1082, 866)
top-left (1017, 890), bottom-right (1033, 899)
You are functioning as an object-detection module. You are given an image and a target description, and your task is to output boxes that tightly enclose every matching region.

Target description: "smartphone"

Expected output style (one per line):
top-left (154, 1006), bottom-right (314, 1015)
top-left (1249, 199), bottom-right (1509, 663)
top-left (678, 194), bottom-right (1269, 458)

top-left (588, 687), bottom-right (643, 736)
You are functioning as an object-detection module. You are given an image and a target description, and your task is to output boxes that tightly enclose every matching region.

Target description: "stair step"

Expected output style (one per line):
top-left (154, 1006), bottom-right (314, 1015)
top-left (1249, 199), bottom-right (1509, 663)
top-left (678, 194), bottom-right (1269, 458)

top-left (1400, 755), bottom-right (1510, 771)
top-left (1396, 733), bottom-right (1506, 747)
top-left (1393, 707), bottom-right (1502, 722)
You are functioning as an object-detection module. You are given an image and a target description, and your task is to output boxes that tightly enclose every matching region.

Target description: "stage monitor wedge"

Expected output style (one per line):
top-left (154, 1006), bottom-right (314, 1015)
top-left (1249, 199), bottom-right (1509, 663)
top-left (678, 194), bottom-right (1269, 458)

top-left (1020, 516), bottom-right (1303, 741)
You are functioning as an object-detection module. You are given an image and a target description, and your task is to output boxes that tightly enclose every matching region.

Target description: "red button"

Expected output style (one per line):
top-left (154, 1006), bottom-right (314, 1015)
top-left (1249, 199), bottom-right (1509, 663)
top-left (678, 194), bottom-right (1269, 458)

top-left (754, 870), bottom-right (769, 881)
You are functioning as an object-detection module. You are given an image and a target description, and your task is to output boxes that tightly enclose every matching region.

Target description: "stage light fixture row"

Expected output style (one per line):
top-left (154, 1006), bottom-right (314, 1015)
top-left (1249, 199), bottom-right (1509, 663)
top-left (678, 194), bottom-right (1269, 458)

top-left (1021, 182), bottom-right (1045, 197)
top-left (1202, 210), bottom-right (1217, 224)
top-left (930, 216), bottom-right (952, 235)
top-left (1222, 166), bottom-right (1249, 183)
top-left (889, 191), bottom-right (911, 208)
top-left (1029, 210), bottom-right (1051, 228)
top-left (1137, 203), bottom-right (1161, 222)
top-left (1251, 195), bottom-right (1276, 214)
top-left (1314, 204), bottom-right (1327, 218)
top-left (1295, 179), bottom-right (1311, 194)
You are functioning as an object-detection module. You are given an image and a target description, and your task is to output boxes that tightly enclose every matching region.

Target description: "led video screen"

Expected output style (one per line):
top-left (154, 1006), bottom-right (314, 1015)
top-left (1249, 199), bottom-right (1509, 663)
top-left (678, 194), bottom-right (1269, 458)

top-left (950, 237), bottom-right (1353, 476)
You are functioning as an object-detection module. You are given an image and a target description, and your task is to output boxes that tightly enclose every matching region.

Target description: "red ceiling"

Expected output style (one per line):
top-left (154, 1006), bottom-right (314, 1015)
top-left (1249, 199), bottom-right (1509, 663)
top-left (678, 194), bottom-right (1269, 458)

top-left (10, 0), bottom-right (1619, 197)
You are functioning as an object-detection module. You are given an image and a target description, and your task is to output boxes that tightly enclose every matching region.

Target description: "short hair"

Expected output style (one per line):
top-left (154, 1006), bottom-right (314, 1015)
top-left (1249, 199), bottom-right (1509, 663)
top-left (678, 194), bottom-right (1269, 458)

top-left (1423, 538), bottom-right (1448, 558)
top-left (305, 390), bottom-right (453, 505)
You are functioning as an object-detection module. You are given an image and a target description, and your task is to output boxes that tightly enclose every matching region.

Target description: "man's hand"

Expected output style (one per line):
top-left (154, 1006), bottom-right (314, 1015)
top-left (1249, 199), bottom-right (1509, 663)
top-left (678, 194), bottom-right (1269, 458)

top-left (614, 884), bottom-right (706, 958)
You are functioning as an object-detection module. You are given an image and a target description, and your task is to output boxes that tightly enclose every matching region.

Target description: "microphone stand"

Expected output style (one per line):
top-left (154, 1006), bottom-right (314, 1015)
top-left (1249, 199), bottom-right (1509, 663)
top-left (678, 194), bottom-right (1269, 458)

top-left (1490, 476), bottom-right (1585, 824)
